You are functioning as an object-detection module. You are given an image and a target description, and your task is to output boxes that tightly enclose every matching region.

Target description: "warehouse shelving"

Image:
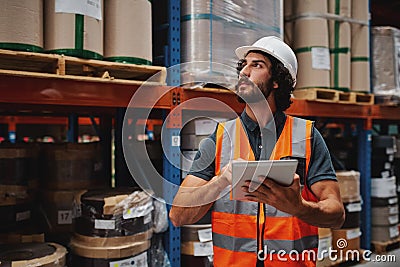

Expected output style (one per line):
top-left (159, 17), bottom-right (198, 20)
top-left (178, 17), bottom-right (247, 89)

top-left (1, 69), bottom-right (400, 261)
top-left (1, 1), bottom-right (400, 266)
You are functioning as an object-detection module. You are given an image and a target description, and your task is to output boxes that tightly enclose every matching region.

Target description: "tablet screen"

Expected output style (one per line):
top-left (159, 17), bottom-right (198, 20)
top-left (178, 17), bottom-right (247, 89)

top-left (230, 159), bottom-right (298, 201)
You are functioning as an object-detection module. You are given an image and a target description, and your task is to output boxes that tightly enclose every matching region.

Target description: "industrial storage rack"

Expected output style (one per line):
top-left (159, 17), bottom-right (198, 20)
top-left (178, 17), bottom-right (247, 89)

top-left (0, 1), bottom-right (400, 267)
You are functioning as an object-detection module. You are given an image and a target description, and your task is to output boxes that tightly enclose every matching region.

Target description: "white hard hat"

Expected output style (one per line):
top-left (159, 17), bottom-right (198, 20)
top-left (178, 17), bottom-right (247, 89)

top-left (235, 36), bottom-right (298, 86)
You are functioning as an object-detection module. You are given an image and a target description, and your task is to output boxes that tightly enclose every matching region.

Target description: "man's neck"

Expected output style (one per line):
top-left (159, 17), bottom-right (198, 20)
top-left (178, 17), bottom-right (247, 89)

top-left (245, 98), bottom-right (276, 128)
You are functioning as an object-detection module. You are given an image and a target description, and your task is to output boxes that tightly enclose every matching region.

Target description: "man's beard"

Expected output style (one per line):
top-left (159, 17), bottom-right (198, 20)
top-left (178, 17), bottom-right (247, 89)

top-left (235, 77), bottom-right (274, 103)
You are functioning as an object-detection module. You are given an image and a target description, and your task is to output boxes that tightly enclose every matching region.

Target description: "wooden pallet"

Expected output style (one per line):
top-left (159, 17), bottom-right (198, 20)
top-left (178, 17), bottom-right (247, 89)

top-left (293, 88), bottom-right (339, 103)
top-left (374, 95), bottom-right (400, 106)
top-left (338, 92), bottom-right (374, 105)
top-left (0, 49), bottom-right (166, 84)
top-left (293, 88), bottom-right (374, 105)
top-left (371, 236), bottom-right (400, 254)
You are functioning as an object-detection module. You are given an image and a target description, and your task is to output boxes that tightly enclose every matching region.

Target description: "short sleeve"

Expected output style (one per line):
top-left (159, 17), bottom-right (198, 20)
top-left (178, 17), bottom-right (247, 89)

top-left (307, 127), bottom-right (337, 187)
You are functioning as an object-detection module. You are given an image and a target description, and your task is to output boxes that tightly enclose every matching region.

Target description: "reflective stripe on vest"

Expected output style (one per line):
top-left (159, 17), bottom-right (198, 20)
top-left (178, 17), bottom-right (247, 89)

top-left (212, 115), bottom-right (318, 267)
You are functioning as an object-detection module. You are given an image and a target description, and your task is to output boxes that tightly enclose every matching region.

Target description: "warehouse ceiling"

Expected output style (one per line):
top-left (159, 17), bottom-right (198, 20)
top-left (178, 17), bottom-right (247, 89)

top-left (371, 0), bottom-right (400, 28)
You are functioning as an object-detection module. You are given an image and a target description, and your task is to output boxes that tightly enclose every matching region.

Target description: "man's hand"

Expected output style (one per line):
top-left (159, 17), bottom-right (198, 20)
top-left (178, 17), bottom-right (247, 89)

top-left (241, 174), bottom-right (304, 215)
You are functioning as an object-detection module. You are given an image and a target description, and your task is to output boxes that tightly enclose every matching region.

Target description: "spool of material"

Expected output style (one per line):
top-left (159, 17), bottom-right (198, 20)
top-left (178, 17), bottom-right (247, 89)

top-left (351, 0), bottom-right (370, 92)
top-left (0, 0), bottom-right (43, 52)
top-left (0, 185), bottom-right (29, 206)
top-left (371, 225), bottom-right (399, 242)
top-left (104, 0), bottom-right (152, 65)
top-left (44, 0), bottom-right (103, 59)
top-left (0, 203), bottom-right (31, 232)
top-left (284, 0), bottom-right (294, 47)
top-left (71, 250), bottom-right (149, 267)
top-left (292, 0), bottom-right (330, 89)
top-left (328, 0), bottom-right (351, 92)
top-left (0, 232), bottom-right (44, 245)
top-left (70, 238), bottom-right (150, 259)
top-left (371, 205), bottom-right (399, 226)
top-left (40, 142), bottom-right (100, 190)
top-left (331, 228), bottom-right (361, 253)
top-left (40, 190), bottom-right (86, 233)
top-left (0, 242), bottom-right (66, 267)
top-left (336, 171), bottom-right (360, 202)
top-left (75, 188), bottom-right (153, 237)
top-left (317, 228), bottom-right (332, 263)
top-left (342, 200), bottom-right (362, 229)
top-left (0, 144), bottom-right (34, 186)
top-left (371, 177), bottom-right (397, 198)
top-left (181, 224), bottom-right (213, 259)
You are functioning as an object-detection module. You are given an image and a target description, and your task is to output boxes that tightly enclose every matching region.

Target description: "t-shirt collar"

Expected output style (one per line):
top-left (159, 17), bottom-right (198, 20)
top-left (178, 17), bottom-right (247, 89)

top-left (241, 110), bottom-right (286, 132)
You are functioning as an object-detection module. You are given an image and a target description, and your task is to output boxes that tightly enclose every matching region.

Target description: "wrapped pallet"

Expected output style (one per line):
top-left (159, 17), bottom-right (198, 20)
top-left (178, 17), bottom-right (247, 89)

top-left (0, 0), bottom-right (43, 52)
top-left (372, 27), bottom-right (400, 99)
top-left (181, 0), bottom-right (282, 87)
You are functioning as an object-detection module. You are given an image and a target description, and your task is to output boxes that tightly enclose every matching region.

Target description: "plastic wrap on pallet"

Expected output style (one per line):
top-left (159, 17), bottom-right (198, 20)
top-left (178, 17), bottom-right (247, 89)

top-left (181, 0), bottom-right (282, 88)
top-left (372, 26), bottom-right (400, 97)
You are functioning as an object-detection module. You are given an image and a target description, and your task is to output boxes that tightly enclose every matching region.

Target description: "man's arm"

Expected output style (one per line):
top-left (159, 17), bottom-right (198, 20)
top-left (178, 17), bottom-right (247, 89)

top-left (169, 167), bottom-right (231, 227)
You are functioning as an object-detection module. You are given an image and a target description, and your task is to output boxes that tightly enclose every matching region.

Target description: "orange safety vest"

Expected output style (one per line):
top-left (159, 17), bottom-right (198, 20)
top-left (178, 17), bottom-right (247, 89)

top-left (213, 115), bottom-right (319, 267)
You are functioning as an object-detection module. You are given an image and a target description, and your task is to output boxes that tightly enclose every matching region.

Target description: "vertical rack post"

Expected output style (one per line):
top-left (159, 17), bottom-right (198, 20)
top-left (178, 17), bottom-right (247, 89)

top-left (358, 120), bottom-right (372, 250)
top-left (67, 114), bottom-right (78, 142)
top-left (163, 1), bottom-right (181, 266)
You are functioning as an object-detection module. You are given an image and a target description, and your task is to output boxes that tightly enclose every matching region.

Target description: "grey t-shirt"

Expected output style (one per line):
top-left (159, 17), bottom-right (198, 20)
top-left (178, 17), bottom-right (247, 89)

top-left (188, 111), bottom-right (336, 188)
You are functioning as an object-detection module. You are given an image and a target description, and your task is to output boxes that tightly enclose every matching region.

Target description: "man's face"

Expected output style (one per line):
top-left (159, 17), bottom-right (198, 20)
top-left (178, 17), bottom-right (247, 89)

top-left (236, 52), bottom-right (274, 103)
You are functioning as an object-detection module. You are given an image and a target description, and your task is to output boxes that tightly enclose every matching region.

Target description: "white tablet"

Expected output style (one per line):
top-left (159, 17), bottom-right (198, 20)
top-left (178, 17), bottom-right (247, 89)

top-left (230, 159), bottom-right (298, 200)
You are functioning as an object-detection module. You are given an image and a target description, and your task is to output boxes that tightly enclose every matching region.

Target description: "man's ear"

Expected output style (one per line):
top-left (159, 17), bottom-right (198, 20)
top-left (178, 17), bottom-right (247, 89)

top-left (273, 81), bottom-right (279, 89)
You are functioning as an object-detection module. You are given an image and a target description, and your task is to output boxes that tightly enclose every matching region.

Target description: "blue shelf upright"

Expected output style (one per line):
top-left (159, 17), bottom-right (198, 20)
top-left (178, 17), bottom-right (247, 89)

top-left (357, 122), bottom-right (372, 250)
top-left (153, 0), bottom-right (182, 266)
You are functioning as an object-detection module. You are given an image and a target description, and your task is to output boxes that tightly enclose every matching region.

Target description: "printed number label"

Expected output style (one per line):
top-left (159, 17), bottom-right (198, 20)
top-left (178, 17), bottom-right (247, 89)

top-left (58, 210), bottom-right (73, 224)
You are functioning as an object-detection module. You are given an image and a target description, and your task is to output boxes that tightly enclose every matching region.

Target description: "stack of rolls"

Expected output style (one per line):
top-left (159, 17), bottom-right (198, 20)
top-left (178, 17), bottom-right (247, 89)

top-left (331, 170), bottom-right (361, 258)
top-left (70, 188), bottom-right (153, 267)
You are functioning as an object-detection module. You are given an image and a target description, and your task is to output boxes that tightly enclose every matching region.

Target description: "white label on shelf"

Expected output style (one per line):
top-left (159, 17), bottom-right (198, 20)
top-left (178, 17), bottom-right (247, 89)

top-left (123, 201), bottom-right (154, 219)
top-left (346, 229), bottom-right (361, 240)
top-left (16, 211), bottom-right (30, 222)
top-left (95, 219), bottom-right (115, 230)
top-left (58, 210), bottom-right (73, 225)
top-left (193, 241), bottom-right (213, 256)
top-left (311, 47), bottom-right (330, 70)
top-left (389, 206), bottom-right (398, 214)
top-left (143, 213), bottom-right (152, 225)
top-left (172, 136), bottom-right (180, 147)
top-left (346, 203), bottom-right (362, 212)
top-left (381, 171), bottom-right (390, 178)
top-left (389, 197), bottom-right (398, 204)
top-left (386, 147), bottom-right (395, 155)
top-left (55, 0), bottom-right (102, 20)
top-left (198, 228), bottom-right (213, 242)
top-left (384, 162), bottom-right (391, 170)
top-left (109, 251), bottom-right (148, 267)
top-left (388, 155), bottom-right (394, 162)
top-left (388, 215), bottom-right (398, 225)
top-left (318, 236), bottom-right (332, 259)
top-left (389, 226), bottom-right (399, 238)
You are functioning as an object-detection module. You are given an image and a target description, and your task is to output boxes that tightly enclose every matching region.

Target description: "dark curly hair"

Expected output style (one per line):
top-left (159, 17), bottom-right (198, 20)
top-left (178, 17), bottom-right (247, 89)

top-left (236, 50), bottom-right (295, 111)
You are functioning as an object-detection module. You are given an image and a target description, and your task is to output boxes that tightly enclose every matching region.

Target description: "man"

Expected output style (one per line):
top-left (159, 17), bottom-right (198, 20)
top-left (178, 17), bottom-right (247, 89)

top-left (170, 36), bottom-right (345, 266)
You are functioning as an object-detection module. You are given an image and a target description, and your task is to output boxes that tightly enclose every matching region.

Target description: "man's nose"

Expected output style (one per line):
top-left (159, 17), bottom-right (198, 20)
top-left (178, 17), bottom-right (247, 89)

top-left (240, 65), bottom-right (250, 77)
